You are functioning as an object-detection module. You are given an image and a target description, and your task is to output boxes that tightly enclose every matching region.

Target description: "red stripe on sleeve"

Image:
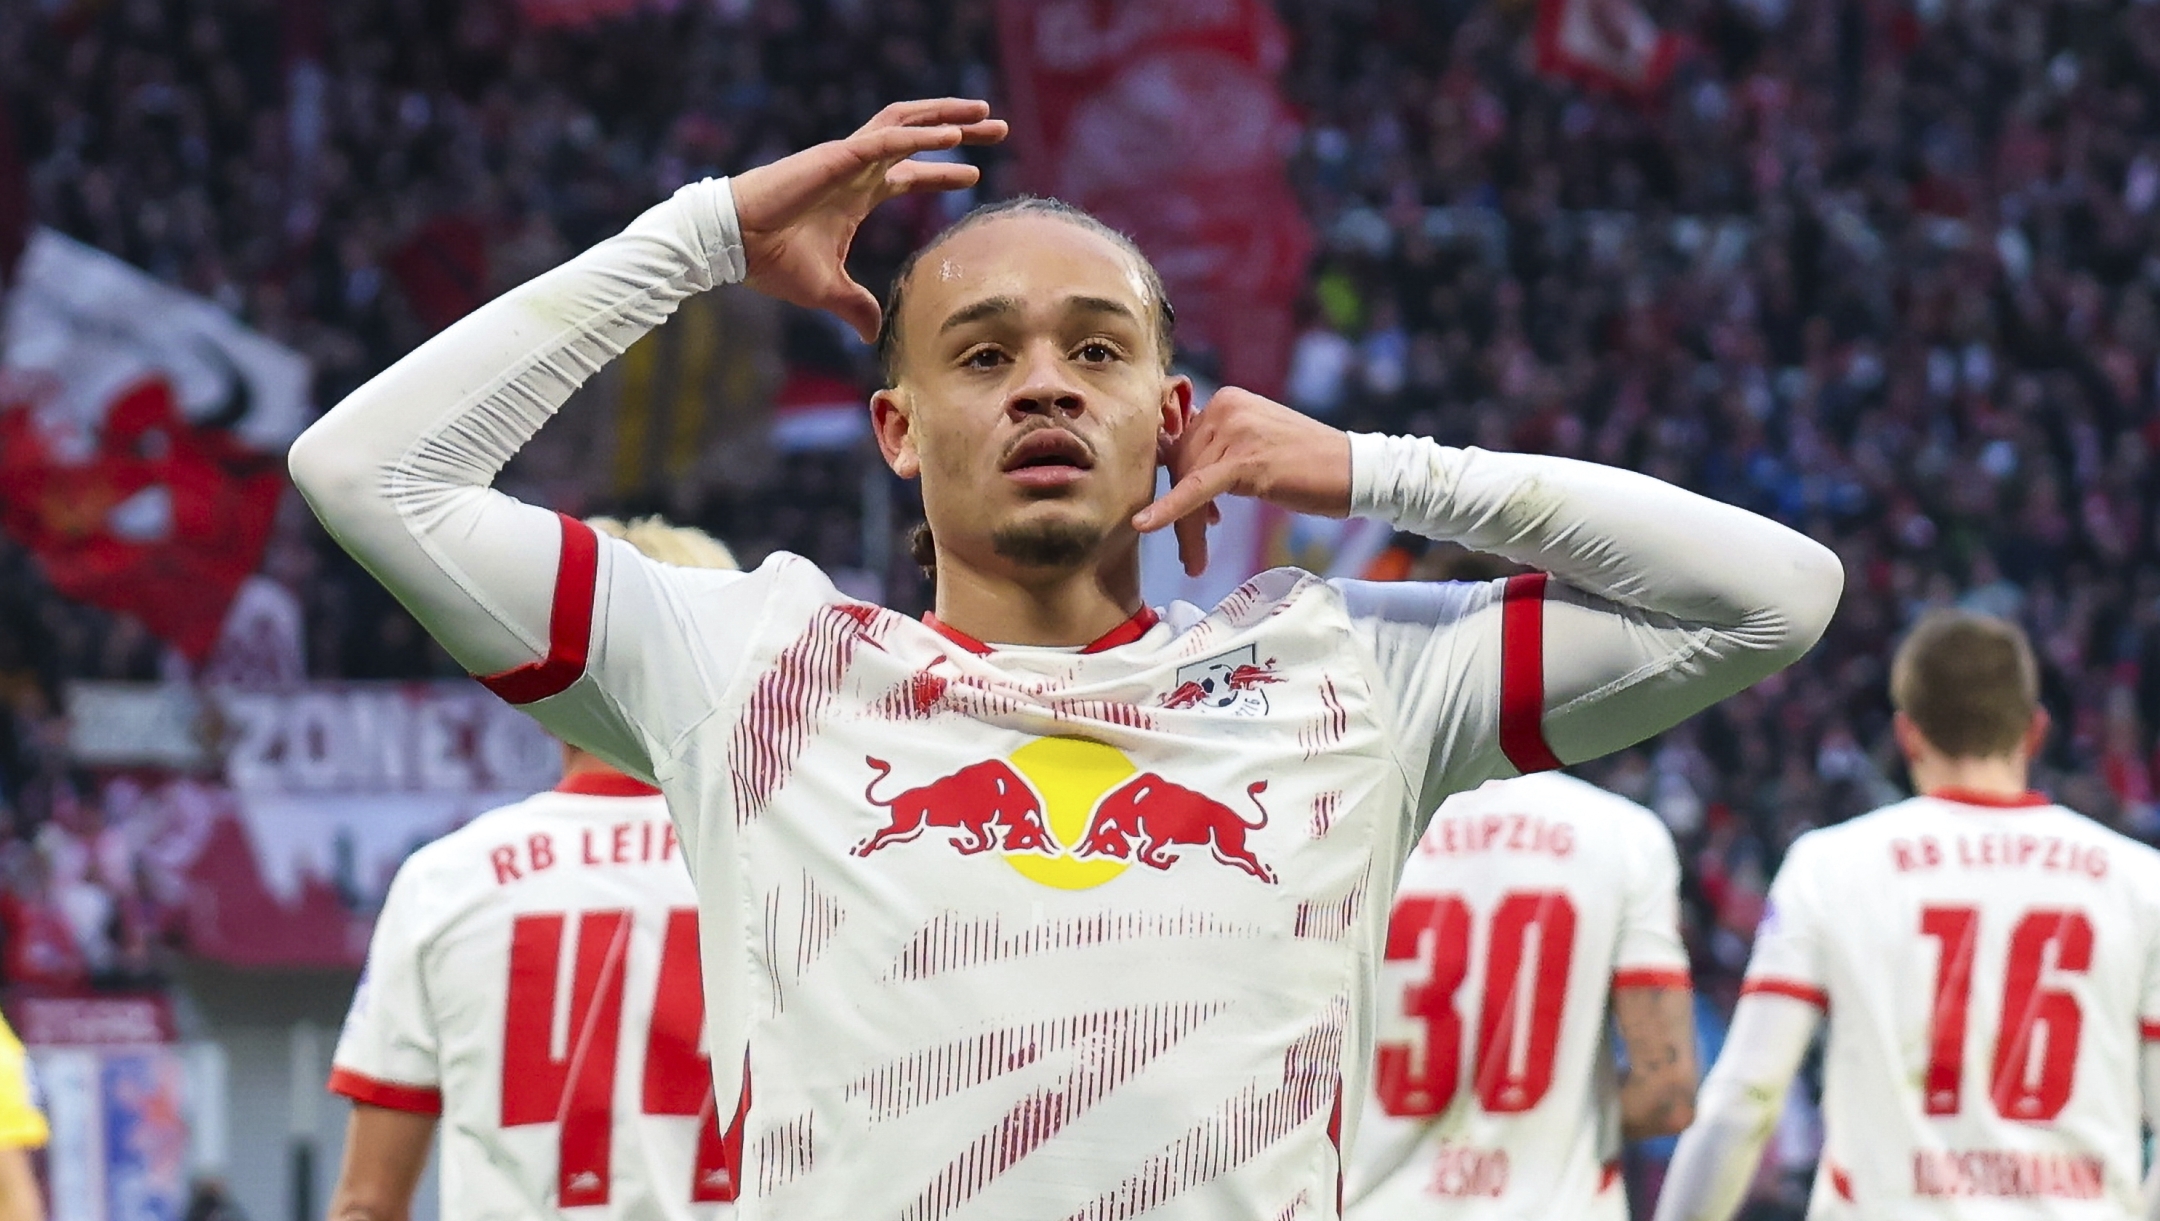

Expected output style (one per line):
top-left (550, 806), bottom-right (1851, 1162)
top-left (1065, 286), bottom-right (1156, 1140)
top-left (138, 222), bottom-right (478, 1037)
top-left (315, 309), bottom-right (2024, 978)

top-left (2140, 1020), bottom-right (2160, 1042)
top-left (327, 1068), bottom-right (443, 1115)
top-left (1499, 572), bottom-right (1563, 774)
top-left (1612, 967), bottom-right (1693, 991)
top-left (1741, 977), bottom-right (1830, 1010)
top-left (477, 514), bottom-right (600, 705)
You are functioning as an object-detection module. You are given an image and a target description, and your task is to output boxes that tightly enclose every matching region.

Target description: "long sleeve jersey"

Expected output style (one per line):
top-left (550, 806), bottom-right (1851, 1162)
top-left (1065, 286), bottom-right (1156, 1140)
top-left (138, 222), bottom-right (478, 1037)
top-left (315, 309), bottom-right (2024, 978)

top-left (289, 176), bottom-right (1841, 1221)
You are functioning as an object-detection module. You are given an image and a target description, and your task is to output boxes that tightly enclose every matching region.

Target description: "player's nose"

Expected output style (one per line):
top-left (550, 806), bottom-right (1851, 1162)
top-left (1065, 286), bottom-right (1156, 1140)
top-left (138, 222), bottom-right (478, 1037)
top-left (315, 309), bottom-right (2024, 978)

top-left (1004, 340), bottom-right (1085, 419)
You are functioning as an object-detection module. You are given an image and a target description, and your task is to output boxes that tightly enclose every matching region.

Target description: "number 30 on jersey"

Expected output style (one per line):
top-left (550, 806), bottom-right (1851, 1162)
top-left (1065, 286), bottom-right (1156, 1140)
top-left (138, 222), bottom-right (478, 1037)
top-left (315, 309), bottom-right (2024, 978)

top-left (1376, 890), bottom-right (1577, 1117)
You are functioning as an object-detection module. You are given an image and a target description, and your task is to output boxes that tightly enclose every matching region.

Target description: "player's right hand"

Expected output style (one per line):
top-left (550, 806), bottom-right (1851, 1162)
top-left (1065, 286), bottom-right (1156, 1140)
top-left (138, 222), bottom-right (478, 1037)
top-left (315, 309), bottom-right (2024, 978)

top-left (731, 99), bottom-right (1007, 342)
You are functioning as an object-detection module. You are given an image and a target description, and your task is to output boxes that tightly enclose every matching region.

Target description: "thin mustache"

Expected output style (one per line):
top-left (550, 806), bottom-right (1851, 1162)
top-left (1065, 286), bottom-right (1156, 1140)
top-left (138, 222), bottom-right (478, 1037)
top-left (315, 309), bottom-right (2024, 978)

top-left (1000, 422), bottom-right (1095, 465)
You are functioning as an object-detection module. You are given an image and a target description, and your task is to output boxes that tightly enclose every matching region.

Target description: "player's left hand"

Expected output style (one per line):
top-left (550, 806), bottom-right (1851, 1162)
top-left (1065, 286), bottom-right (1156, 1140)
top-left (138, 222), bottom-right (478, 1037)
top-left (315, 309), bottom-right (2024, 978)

top-left (1133, 387), bottom-right (1353, 577)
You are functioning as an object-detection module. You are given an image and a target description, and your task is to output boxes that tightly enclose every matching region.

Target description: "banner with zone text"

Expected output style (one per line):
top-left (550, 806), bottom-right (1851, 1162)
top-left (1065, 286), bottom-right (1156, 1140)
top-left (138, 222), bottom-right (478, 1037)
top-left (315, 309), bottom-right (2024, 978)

top-left (63, 682), bottom-right (558, 969)
top-left (995, 0), bottom-right (1314, 397)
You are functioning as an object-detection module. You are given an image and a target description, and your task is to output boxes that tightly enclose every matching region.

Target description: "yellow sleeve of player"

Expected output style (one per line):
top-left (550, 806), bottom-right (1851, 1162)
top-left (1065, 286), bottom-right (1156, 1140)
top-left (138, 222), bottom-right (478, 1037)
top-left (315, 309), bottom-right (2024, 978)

top-left (0, 1016), bottom-right (49, 1149)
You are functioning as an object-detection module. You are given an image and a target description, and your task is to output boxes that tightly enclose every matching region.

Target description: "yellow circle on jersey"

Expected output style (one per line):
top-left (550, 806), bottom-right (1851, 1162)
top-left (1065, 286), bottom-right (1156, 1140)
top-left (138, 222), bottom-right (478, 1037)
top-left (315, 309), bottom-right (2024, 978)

top-left (1003, 737), bottom-right (1132, 890)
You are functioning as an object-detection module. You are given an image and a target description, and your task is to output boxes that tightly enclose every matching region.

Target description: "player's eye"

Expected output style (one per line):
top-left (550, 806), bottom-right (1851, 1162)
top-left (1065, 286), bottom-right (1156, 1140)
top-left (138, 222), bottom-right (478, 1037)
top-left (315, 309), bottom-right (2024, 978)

top-left (960, 346), bottom-right (1009, 370)
top-left (1073, 340), bottom-right (1121, 365)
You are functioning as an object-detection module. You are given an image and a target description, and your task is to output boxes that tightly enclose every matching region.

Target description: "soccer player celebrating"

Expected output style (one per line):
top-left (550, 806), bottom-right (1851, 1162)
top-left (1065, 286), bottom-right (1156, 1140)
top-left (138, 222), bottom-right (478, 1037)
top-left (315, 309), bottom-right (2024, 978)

top-left (1349, 770), bottom-right (1697, 1220)
top-left (290, 98), bottom-right (1840, 1217)
top-left (326, 518), bottom-right (742, 1221)
top-left (1655, 610), bottom-right (2160, 1221)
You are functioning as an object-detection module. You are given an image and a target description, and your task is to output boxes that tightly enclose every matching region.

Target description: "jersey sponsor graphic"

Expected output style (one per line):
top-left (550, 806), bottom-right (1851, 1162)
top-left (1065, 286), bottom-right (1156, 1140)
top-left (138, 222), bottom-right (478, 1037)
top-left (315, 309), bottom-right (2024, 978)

top-left (854, 758), bottom-right (1053, 858)
top-left (1077, 775), bottom-right (1275, 884)
top-left (852, 739), bottom-right (1278, 887)
top-left (1161, 645), bottom-right (1281, 715)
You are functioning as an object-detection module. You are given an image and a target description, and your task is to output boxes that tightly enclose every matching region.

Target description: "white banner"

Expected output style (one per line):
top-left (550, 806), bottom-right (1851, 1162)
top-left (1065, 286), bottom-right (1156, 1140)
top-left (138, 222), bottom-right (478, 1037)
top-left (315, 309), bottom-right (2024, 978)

top-left (2, 227), bottom-right (310, 452)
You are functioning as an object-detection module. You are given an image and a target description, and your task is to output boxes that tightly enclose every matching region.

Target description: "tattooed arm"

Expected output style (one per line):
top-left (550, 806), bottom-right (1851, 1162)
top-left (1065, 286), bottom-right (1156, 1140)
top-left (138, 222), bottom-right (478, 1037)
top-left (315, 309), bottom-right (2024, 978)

top-left (1615, 984), bottom-right (1699, 1140)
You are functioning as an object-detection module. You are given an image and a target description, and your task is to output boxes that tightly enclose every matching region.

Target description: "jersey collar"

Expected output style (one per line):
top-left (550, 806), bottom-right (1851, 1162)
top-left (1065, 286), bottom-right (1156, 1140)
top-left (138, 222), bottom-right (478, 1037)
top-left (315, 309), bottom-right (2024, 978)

top-left (1925, 787), bottom-right (2051, 809)
top-left (554, 771), bottom-right (662, 798)
top-left (922, 606), bottom-right (1161, 657)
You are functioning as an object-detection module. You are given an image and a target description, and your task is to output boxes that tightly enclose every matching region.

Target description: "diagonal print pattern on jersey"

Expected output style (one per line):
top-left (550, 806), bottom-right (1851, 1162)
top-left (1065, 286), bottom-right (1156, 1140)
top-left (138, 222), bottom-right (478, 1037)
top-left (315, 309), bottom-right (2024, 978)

top-left (845, 1003), bottom-right (1225, 1125)
top-left (1066, 998), bottom-right (1350, 1221)
top-left (1292, 868), bottom-right (1370, 941)
top-left (892, 1003), bottom-right (1228, 1221)
top-left (731, 602), bottom-right (890, 823)
top-left (886, 910), bottom-right (1269, 983)
top-left (754, 1112), bottom-right (814, 1197)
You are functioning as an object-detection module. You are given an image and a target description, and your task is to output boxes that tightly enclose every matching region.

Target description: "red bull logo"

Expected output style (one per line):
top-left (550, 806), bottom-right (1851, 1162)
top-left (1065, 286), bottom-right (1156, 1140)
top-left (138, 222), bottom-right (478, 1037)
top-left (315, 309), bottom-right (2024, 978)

top-left (1074, 775), bottom-right (1276, 883)
top-left (852, 739), bottom-right (1277, 887)
top-left (853, 758), bottom-right (1054, 856)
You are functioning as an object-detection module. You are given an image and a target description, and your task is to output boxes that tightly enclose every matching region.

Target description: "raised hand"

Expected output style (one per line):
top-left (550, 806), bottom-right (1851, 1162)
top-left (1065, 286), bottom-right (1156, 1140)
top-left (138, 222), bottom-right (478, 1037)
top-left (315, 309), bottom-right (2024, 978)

top-left (730, 98), bottom-right (1007, 341)
top-left (1133, 387), bottom-right (1354, 577)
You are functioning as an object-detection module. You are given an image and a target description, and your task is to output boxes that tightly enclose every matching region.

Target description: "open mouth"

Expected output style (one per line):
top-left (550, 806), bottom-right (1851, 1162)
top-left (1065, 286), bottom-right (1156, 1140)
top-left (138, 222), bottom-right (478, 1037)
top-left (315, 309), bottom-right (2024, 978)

top-left (1000, 429), bottom-right (1096, 476)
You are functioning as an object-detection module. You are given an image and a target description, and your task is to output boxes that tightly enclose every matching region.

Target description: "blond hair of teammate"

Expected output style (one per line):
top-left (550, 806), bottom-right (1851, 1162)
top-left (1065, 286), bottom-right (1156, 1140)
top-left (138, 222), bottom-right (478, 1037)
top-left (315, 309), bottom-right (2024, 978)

top-left (584, 517), bottom-right (738, 572)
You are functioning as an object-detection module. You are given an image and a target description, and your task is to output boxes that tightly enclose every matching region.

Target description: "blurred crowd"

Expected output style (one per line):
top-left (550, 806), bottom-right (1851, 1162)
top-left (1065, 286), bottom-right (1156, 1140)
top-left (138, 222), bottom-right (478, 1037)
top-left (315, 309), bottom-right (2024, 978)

top-left (1269, 0), bottom-right (2160, 973)
top-left (4, 0), bottom-right (2160, 1206)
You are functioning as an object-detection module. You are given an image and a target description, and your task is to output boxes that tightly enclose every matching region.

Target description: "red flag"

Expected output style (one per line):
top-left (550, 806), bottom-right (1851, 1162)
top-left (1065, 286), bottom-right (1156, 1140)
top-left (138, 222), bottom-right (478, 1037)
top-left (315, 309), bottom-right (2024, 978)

top-left (1534, 0), bottom-right (1686, 100)
top-left (0, 378), bottom-right (283, 659)
top-left (995, 0), bottom-right (1314, 396)
top-left (2, 228), bottom-right (309, 661)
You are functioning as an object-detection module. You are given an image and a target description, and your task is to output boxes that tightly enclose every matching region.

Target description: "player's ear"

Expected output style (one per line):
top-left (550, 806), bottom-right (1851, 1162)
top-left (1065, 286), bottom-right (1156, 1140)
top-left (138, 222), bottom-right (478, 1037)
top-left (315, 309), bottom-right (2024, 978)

top-left (1891, 711), bottom-right (1925, 764)
top-left (871, 388), bottom-right (921, 480)
top-left (2021, 708), bottom-right (2050, 760)
top-left (1158, 375), bottom-right (1195, 442)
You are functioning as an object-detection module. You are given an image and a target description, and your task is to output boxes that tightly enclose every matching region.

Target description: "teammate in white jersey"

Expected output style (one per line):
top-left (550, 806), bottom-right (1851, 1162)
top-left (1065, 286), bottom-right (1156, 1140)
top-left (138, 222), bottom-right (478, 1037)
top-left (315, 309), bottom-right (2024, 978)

top-left (1349, 771), bottom-right (1697, 1220)
top-left (289, 98), bottom-right (1841, 1218)
top-left (326, 517), bottom-right (741, 1221)
top-left (1657, 609), bottom-right (2160, 1221)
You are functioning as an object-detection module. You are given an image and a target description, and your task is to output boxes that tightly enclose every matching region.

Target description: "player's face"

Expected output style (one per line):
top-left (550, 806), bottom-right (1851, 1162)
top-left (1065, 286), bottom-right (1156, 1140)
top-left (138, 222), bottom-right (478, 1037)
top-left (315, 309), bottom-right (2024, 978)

top-left (872, 216), bottom-right (1190, 577)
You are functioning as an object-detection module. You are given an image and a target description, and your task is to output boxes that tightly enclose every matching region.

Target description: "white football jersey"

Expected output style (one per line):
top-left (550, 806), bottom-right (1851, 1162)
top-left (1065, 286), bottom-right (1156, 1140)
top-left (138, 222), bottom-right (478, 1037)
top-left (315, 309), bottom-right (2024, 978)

top-left (1347, 772), bottom-right (1689, 1220)
top-left (331, 774), bottom-right (735, 1221)
top-left (1743, 791), bottom-right (2160, 1219)
top-left (506, 545), bottom-right (1573, 1221)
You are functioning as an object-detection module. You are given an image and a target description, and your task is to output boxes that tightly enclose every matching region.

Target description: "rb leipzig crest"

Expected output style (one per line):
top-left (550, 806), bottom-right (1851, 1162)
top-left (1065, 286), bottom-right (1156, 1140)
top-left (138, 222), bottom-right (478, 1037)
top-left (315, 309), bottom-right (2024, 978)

top-left (1160, 645), bottom-right (1281, 715)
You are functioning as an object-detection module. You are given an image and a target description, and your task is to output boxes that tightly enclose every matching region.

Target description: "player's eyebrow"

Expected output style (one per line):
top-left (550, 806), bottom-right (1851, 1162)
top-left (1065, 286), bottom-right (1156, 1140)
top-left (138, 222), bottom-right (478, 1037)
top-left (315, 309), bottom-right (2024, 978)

top-left (1063, 295), bottom-right (1142, 326)
top-left (939, 295), bottom-right (1023, 333)
top-left (938, 293), bottom-right (1142, 334)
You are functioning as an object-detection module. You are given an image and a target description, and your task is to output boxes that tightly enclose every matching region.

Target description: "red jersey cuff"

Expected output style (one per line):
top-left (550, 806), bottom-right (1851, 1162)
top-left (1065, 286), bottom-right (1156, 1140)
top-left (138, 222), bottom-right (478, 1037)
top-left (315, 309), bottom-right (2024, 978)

top-left (478, 513), bottom-right (599, 705)
top-left (1741, 976), bottom-right (1829, 1010)
top-left (328, 1067), bottom-right (444, 1115)
top-left (1499, 572), bottom-right (1563, 774)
